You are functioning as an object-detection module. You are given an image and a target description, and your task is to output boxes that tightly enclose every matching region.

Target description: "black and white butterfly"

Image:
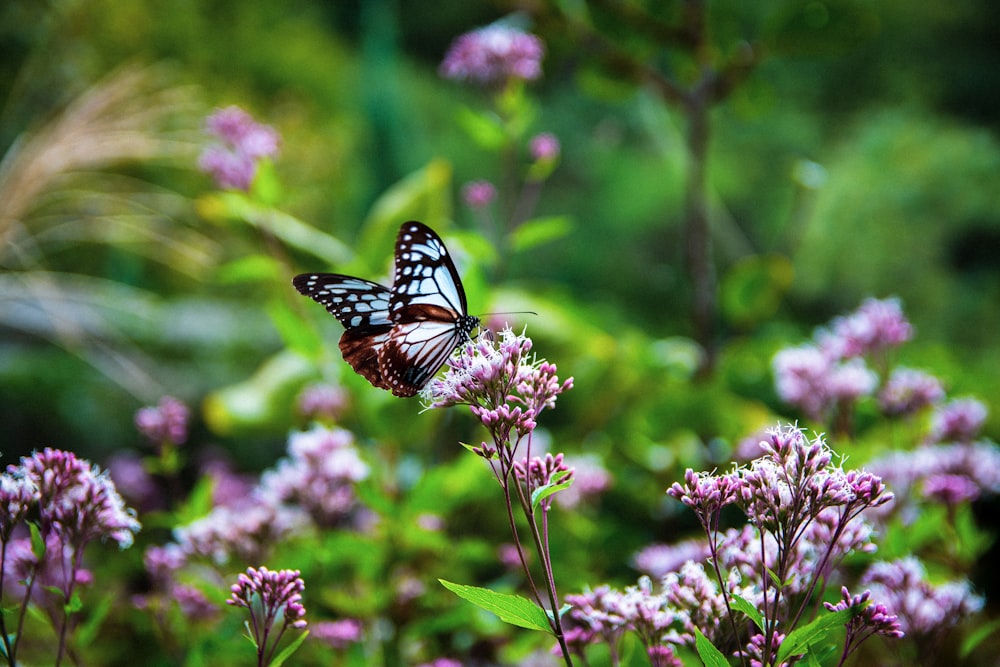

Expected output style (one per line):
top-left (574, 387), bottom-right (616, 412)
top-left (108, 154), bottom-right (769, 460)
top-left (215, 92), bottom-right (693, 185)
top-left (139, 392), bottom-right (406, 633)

top-left (293, 221), bottom-right (480, 397)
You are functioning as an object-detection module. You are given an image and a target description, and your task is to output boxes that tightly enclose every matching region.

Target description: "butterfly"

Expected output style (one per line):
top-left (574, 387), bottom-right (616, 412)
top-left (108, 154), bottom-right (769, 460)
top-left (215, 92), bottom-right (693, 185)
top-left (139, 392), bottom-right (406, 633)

top-left (293, 221), bottom-right (480, 397)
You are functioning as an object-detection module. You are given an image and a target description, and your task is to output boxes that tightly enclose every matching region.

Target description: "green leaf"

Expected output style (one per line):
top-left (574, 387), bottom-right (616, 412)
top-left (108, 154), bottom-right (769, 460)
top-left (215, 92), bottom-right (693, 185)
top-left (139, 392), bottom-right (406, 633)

top-left (266, 299), bottom-right (323, 357)
top-left (961, 616), bottom-right (1000, 657)
top-left (509, 216), bottom-right (573, 253)
top-left (76, 593), bottom-right (113, 648)
top-left (270, 630), bottom-right (309, 667)
top-left (455, 106), bottom-right (506, 150)
top-left (694, 627), bottom-right (731, 667)
top-left (65, 590), bottom-right (83, 614)
top-left (215, 254), bottom-right (283, 285)
top-left (730, 593), bottom-right (764, 631)
top-left (439, 580), bottom-right (552, 634)
top-left (530, 470), bottom-right (574, 511)
top-left (28, 522), bottom-right (45, 560)
top-left (776, 607), bottom-right (855, 663)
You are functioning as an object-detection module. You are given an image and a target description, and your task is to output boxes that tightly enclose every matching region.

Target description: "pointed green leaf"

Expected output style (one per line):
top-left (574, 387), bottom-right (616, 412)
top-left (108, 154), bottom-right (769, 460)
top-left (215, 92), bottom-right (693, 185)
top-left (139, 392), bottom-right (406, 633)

top-left (455, 106), bottom-right (506, 150)
top-left (439, 580), bottom-right (552, 634)
top-left (776, 607), bottom-right (856, 663)
top-left (270, 630), bottom-right (309, 667)
top-left (694, 627), bottom-right (731, 667)
top-left (530, 470), bottom-right (574, 511)
top-left (730, 593), bottom-right (764, 631)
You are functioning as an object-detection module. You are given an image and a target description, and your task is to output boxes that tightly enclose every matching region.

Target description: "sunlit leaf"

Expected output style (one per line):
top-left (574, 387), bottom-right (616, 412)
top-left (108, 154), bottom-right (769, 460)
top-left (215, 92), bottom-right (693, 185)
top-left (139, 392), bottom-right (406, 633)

top-left (439, 580), bottom-right (552, 633)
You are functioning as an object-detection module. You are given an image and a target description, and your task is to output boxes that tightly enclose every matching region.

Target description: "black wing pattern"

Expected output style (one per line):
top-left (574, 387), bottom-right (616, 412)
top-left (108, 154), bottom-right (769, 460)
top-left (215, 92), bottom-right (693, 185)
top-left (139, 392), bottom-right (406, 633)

top-left (293, 221), bottom-right (479, 397)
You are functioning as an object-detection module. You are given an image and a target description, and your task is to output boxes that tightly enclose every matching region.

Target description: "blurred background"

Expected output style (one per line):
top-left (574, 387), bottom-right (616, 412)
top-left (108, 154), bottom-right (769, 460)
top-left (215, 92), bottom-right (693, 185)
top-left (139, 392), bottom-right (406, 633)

top-left (2, 0), bottom-right (997, 463)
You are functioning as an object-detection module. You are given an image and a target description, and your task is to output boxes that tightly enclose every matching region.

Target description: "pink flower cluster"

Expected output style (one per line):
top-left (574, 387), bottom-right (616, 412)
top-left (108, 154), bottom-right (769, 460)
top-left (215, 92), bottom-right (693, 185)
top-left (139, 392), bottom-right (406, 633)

top-left (197, 106), bottom-right (280, 191)
top-left (135, 395), bottom-right (190, 446)
top-left (773, 297), bottom-right (921, 423)
top-left (440, 25), bottom-right (544, 86)
top-left (227, 566), bottom-right (307, 663)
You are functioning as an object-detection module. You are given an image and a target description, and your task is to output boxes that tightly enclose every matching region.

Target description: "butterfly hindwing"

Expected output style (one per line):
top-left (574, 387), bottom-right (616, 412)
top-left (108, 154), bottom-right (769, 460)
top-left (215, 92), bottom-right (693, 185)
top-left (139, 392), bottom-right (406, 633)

top-left (293, 222), bottom-right (479, 397)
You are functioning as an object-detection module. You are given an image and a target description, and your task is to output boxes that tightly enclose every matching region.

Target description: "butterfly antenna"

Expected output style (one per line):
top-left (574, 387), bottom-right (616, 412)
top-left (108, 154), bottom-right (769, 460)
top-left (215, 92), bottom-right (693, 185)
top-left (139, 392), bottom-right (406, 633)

top-left (477, 310), bottom-right (538, 317)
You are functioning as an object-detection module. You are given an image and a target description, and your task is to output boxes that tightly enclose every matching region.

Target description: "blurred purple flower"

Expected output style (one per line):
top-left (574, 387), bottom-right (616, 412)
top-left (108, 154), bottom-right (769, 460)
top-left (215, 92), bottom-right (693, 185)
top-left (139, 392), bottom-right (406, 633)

top-left (106, 452), bottom-right (161, 511)
top-left (173, 583), bottom-right (218, 622)
top-left (198, 106), bottom-right (279, 191)
top-left (633, 538), bottom-right (709, 579)
top-left (928, 397), bottom-right (988, 444)
top-left (199, 455), bottom-right (255, 508)
top-left (862, 557), bottom-right (982, 640)
top-left (922, 473), bottom-right (981, 506)
top-left (772, 345), bottom-right (877, 421)
top-left (311, 619), bottom-right (364, 649)
top-left (417, 659), bottom-right (463, 667)
top-left (819, 297), bottom-right (913, 360)
top-left (135, 395), bottom-right (190, 447)
top-left (529, 132), bottom-right (560, 161)
top-left (296, 382), bottom-right (348, 424)
top-left (440, 25), bottom-right (544, 86)
top-left (878, 367), bottom-right (945, 417)
top-left (228, 566), bottom-right (307, 662)
top-left (461, 180), bottom-right (497, 209)
top-left (554, 455), bottom-right (611, 509)
top-left (257, 426), bottom-right (369, 527)
top-left (174, 502), bottom-right (308, 566)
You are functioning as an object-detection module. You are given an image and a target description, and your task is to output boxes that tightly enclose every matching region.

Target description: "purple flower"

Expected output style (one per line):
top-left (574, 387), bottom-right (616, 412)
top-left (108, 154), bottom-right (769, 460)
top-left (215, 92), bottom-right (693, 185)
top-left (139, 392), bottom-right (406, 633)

top-left (824, 586), bottom-right (903, 660)
top-left (423, 327), bottom-right (572, 439)
top-left (0, 467), bottom-right (38, 540)
top-left (173, 583), bottom-right (218, 622)
top-left (554, 455), bottom-right (611, 508)
top-left (744, 630), bottom-right (794, 667)
top-left (135, 395), bottom-right (190, 447)
top-left (667, 468), bottom-right (739, 526)
top-left (772, 345), bottom-right (877, 421)
top-left (106, 452), bottom-right (162, 511)
top-left (862, 558), bottom-right (982, 640)
top-left (296, 382), bottom-right (348, 424)
top-left (921, 473), bottom-right (981, 506)
top-left (227, 566), bottom-right (307, 662)
top-left (256, 426), bottom-right (369, 527)
top-left (928, 397), bottom-right (988, 444)
top-left (198, 106), bottom-right (280, 191)
top-left (819, 297), bottom-right (913, 360)
top-left (878, 367), bottom-right (945, 417)
top-left (417, 659), bottom-right (463, 667)
top-left (19, 448), bottom-right (141, 550)
top-left (440, 25), bottom-right (544, 86)
top-left (311, 619), bottom-right (364, 649)
top-left (461, 180), bottom-right (497, 209)
top-left (868, 441), bottom-right (1000, 520)
top-left (174, 503), bottom-right (308, 566)
top-left (633, 539), bottom-right (709, 579)
top-left (529, 132), bottom-right (560, 161)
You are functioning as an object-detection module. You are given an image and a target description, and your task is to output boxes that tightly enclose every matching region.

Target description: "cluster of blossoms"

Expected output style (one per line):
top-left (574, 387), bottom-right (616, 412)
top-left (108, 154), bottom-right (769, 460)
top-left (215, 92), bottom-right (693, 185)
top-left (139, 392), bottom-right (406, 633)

top-left (135, 395), bottom-right (190, 447)
top-left (440, 25), bottom-right (544, 86)
top-left (861, 557), bottom-right (982, 642)
top-left (227, 566), bottom-right (307, 665)
top-left (137, 425), bottom-right (368, 648)
top-left (296, 381), bottom-right (348, 425)
top-left (197, 105), bottom-right (280, 191)
top-left (772, 297), bottom-right (913, 424)
top-left (1, 449), bottom-right (140, 664)
top-left (567, 425), bottom-right (899, 665)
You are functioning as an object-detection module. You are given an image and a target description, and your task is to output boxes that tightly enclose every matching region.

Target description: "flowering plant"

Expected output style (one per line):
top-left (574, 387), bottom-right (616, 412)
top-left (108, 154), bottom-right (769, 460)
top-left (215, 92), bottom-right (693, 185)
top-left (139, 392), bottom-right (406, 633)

top-left (423, 327), bottom-right (576, 665)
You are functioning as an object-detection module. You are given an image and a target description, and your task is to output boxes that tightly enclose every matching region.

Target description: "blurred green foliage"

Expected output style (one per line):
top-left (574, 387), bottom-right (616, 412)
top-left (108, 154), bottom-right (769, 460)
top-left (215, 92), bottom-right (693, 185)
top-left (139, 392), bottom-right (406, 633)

top-left (1, 0), bottom-right (999, 664)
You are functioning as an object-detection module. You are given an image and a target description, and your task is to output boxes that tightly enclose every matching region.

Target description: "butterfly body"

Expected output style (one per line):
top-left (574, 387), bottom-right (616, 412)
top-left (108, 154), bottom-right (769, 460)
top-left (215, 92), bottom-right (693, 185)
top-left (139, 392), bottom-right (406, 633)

top-left (293, 221), bottom-right (479, 397)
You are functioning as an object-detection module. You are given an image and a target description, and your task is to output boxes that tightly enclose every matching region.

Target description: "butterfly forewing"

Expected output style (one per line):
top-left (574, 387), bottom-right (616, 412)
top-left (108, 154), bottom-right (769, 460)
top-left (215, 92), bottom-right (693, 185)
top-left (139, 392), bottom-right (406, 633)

top-left (391, 222), bottom-right (468, 318)
top-left (291, 274), bottom-right (392, 329)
